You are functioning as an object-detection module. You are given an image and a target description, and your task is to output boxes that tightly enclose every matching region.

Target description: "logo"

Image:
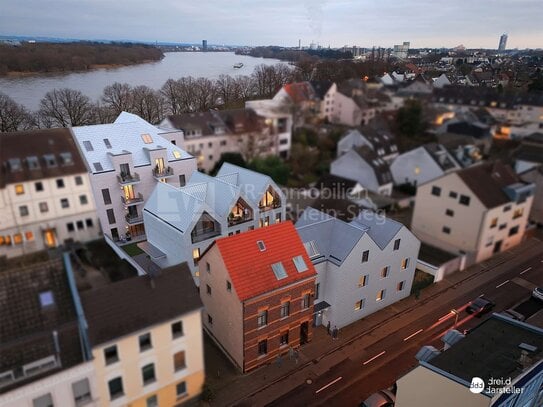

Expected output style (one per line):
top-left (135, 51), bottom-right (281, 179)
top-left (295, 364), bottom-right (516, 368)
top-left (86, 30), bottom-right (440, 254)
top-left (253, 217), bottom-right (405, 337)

top-left (470, 377), bottom-right (485, 394)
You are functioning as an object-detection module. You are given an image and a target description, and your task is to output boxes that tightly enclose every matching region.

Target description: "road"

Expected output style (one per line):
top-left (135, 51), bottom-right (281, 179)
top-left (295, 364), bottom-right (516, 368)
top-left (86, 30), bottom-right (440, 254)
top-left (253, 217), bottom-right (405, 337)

top-left (265, 243), bottom-right (543, 407)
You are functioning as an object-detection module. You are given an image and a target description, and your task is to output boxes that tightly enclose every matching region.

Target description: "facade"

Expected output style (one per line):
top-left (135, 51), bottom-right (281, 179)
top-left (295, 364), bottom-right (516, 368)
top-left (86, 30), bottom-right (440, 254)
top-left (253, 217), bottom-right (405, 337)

top-left (0, 255), bottom-right (98, 407)
top-left (396, 315), bottom-right (543, 407)
top-left (198, 221), bottom-right (317, 372)
top-left (0, 128), bottom-right (100, 259)
top-left (71, 112), bottom-right (196, 242)
top-left (296, 208), bottom-right (420, 329)
top-left (337, 128), bottom-right (399, 163)
top-left (411, 162), bottom-right (534, 264)
top-left (392, 42), bottom-right (410, 59)
top-left (321, 82), bottom-right (376, 126)
top-left (142, 163), bottom-right (286, 283)
top-left (80, 265), bottom-right (204, 407)
top-left (498, 33), bottom-right (508, 52)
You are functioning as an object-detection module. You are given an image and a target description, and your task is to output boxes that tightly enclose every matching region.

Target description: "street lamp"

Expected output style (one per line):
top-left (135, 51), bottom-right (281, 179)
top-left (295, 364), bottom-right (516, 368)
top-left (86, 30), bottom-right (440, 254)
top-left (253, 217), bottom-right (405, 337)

top-left (451, 309), bottom-right (459, 329)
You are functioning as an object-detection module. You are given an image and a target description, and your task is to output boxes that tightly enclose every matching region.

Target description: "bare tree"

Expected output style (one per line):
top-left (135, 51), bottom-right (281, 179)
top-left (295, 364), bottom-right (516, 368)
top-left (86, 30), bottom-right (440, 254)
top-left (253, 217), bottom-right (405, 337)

top-left (161, 78), bottom-right (182, 115)
top-left (38, 88), bottom-right (94, 127)
top-left (234, 75), bottom-right (256, 101)
top-left (102, 82), bottom-right (134, 115)
top-left (130, 86), bottom-right (166, 124)
top-left (0, 92), bottom-right (32, 132)
top-left (91, 102), bottom-right (116, 124)
top-left (216, 74), bottom-right (238, 107)
top-left (192, 77), bottom-right (218, 111)
top-left (252, 64), bottom-right (292, 98)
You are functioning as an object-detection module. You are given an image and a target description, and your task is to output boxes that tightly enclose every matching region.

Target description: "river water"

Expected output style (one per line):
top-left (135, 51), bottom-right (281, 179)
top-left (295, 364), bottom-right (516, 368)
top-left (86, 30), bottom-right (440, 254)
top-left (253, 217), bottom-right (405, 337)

top-left (0, 52), bottom-right (285, 111)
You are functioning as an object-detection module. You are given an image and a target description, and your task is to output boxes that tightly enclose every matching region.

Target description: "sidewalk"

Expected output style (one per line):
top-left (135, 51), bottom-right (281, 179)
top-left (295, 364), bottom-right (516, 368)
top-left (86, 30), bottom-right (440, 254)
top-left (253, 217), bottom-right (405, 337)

top-left (204, 238), bottom-right (542, 407)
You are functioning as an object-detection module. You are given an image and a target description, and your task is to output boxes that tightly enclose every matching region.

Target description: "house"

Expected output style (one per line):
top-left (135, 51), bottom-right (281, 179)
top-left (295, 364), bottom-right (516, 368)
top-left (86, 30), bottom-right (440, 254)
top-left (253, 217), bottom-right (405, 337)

top-left (390, 143), bottom-right (461, 187)
top-left (273, 82), bottom-right (320, 126)
top-left (0, 128), bottom-right (101, 259)
top-left (0, 255), bottom-right (98, 407)
top-left (71, 112), bottom-right (196, 243)
top-left (321, 81), bottom-right (376, 126)
top-left (519, 166), bottom-right (543, 226)
top-left (436, 119), bottom-right (493, 155)
top-left (396, 315), bottom-right (543, 407)
top-left (331, 146), bottom-right (394, 196)
top-left (142, 163), bottom-right (286, 283)
top-left (432, 73), bottom-right (452, 89)
top-left (198, 221), bottom-right (317, 373)
top-left (411, 161), bottom-right (535, 265)
top-left (81, 264), bottom-right (205, 406)
top-left (295, 208), bottom-right (420, 329)
top-left (337, 128), bottom-right (399, 163)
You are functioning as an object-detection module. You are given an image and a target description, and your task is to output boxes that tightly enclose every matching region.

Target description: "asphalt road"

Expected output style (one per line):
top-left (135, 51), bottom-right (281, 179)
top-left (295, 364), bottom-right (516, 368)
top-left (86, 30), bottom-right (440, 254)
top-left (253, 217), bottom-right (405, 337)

top-left (266, 243), bottom-right (543, 407)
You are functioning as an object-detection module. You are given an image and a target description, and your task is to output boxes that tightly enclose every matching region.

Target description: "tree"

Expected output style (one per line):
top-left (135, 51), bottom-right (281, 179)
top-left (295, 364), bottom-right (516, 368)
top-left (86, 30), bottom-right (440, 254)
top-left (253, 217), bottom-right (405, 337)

top-left (102, 82), bottom-right (134, 115)
top-left (249, 156), bottom-right (289, 185)
top-left (38, 88), bottom-right (94, 127)
top-left (130, 86), bottom-right (165, 124)
top-left (192, 77), bottom-right (217, 111)
top-left (0, 92), bottom-right (32, 132)
top-left (210, 152), bottom-right (247, 175)
top-left (161, 79), bottom-right (182, 115)
top-left (396, 99), bottom-right (425, 138)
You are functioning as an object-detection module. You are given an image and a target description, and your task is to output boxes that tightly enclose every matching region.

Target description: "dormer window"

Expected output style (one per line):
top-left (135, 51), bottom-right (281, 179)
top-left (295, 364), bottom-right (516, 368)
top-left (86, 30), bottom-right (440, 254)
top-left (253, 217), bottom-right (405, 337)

top-left (7, 158), bottom-right (22, 172)
top-left (257, 240), bottom-right (266, 251)
top-left (83, 141), bottom-right (94, 152)
top-left (43, 154), bottom-right (57, 168)
top-left (141, 134), bottom-right (153, 144)
top-left (27, 156), bottom-right (40, 170)
top-left (293, 255), bottom-right (308, 272)
top-left (60, 152), bottom-right (73, 166)
top-left (271, 262), bottom-right (287, 280)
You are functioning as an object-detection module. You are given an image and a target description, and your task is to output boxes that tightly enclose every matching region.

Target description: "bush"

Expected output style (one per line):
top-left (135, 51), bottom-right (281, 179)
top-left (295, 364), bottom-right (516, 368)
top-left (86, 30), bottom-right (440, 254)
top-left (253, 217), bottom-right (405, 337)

top-left (201, 383), bottom-right (216, 402)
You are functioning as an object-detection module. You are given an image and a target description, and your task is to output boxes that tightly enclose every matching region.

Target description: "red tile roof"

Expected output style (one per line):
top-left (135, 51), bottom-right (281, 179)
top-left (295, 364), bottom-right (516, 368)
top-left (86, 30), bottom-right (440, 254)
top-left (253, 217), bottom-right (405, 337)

top-left (214, 221), bottom-right (316, 301)
top-left (283, 82), bottom-right (316, 104)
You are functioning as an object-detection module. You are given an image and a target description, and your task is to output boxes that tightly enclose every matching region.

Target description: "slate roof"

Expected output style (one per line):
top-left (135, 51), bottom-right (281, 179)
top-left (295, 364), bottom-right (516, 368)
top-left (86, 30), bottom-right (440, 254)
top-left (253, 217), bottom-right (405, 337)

top-left (167, 111), bottom-right (225, 136)
top-left (422, 143), bottom-right (460, 171)
top-left (81, 264), bottom-right (201, 346)
top-left (432, 86), bottom-right (543, 108)
top-left (216, 108), bottom-right (266, 134)
top-left (0, 128), bottom-right (87, 188)
top-left (353, 146), bottom-right (393, 185)
top-left (213, 221), bottom-right (316, 301)
top-left (72, 112), bottom-right (192, 174)
top-left (351, 211), bottom-right (404, 250)
top-left (309, 81), bottom-right (334, 100)
top-left (513, 133), bottom-right (543, 164)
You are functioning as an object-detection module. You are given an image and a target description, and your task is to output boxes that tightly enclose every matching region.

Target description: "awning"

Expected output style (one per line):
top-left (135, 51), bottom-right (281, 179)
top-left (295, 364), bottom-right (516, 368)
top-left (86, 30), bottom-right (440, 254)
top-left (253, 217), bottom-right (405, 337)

top-left (313, 301), bottom-right (331, 313)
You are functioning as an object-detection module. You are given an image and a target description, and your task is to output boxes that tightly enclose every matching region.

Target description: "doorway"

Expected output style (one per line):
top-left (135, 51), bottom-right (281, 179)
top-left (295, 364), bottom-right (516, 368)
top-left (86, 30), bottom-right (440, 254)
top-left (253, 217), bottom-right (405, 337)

top-left (299, 321), bottom-right (309, 345)
top-left (493, 240), bottom-right (502, 254)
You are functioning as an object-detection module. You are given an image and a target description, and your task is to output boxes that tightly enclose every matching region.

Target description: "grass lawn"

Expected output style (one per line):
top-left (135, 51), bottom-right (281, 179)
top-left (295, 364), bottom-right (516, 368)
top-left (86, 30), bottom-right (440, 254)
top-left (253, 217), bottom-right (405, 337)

top-left (122, 242), bottom-right (144, 257)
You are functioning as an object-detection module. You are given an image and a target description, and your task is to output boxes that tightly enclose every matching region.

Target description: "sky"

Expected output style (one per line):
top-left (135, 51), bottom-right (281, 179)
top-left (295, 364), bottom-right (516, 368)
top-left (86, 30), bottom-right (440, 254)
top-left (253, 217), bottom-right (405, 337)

top-left (1, 0), bottom-right (542, 49)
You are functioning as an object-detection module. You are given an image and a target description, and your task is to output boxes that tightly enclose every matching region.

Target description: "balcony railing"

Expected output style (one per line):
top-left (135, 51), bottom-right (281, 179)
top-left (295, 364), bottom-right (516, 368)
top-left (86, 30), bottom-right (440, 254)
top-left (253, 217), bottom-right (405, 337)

top-left (121, 193), bottom-right (144, 206)
top-left (191, 228), bottom-right (221, 244)
top-left (117, 172), bottom-right (140, 185)
top-left (152, 166), bottom-right (174, 179)
top-left (228, 214), bottom-right (253, 227)
top-left (259, 201), bottom-right (282, 212)
top-left (125, 213), bottom-right (144, 225)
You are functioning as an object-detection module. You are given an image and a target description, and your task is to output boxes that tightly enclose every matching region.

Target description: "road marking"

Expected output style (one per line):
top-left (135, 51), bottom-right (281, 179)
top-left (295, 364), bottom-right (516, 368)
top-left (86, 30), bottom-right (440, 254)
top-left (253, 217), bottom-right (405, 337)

top-left (363, 351), bottom-right (386, 365)
top-left (403, 329), bottom-right (424, 341)
top-left (438, 313), bottom-right (451, 321)
top-left (520, 267), bottom-right (532, 275)
top-left (496, 280), bottom-right (510, 289)
top-left (315, 376), bottom-right (343, 394)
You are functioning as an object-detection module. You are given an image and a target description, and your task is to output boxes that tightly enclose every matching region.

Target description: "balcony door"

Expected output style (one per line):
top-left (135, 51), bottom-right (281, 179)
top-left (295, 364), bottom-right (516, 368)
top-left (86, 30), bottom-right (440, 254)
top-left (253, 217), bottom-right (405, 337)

top-left (155, 158), bottom-right (165, 173)
top-left (123, 185), bottom-right (135, 201)
top-left (120, 163), bottom-right (130, 177)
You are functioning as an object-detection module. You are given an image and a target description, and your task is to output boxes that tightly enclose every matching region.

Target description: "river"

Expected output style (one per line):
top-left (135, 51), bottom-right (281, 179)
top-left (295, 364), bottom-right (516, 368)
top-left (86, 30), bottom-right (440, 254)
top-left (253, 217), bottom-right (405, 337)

top-left (0, 52), bottom-right (285, 111)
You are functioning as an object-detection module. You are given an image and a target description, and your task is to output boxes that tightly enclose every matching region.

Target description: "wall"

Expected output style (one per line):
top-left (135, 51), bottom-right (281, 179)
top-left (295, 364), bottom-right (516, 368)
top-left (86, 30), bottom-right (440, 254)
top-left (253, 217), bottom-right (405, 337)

top-left (390, 147), bottom-right (445, 186)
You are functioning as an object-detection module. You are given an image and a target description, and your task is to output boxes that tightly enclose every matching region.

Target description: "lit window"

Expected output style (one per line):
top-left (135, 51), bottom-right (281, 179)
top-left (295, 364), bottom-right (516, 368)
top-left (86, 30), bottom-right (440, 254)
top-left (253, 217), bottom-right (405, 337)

top-left (376, 289), bottom-right (386, 301)
top-left (173, 150), bottom-right (181, 159)
top-left (381, 266), bottom-right (390, 278)
top-left (13, 233), bottom-right (23, 244)
top-left (354, 299), bottom-right (365, 310)
top-left (359, 275), bottom-right (368, 287)
top-left (25, 231), bottom-right (34, 241)
top-left (15, 184), bottom-right (24, 195)
top-left (293, 255), bottom-right (308, 272)
top-left (401, 258), bottom-right (410, 269)
top-left (192, 248), bottom-right (200, 265)
top-left (272, 262), bottom-right (287, 280)
top-left (513, 208), bottom-right (524, 219)
top-left (141, 134), bottom-right (153, 144)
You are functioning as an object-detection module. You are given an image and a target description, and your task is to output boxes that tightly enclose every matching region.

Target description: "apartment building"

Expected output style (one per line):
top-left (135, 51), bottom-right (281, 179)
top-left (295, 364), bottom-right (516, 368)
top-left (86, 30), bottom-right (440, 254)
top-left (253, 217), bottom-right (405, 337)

top-left (321, 81), bottom-right (377, 126)
top-left (411, 161), bottom-right (534, 264)
top-left (142, 163), bottom-right (286, 283)
top-left (71, 112), bottom-right (196, 242)
top-left (0, 128), bottom-right (100, 259)
top-left (199, 221), bottom-right (317, 373)
top-left (0, 255), bottom-right (99, 407)
top-left (296, 208), bottom-right (420, 329)
top-left (80, 265), bottom-right (204, 407)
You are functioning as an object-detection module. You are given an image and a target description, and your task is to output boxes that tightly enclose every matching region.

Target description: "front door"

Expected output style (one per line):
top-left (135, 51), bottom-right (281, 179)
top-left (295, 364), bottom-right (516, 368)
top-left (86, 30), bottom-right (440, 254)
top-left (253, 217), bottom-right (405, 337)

top-left (300, 321), bottom-right (309, 345)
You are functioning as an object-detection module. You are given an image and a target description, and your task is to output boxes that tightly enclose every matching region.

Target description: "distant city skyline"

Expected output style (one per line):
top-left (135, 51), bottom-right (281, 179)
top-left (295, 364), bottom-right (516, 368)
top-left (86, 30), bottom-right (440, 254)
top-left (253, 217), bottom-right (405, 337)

top-left (1, 0), bottom-right (542, 49)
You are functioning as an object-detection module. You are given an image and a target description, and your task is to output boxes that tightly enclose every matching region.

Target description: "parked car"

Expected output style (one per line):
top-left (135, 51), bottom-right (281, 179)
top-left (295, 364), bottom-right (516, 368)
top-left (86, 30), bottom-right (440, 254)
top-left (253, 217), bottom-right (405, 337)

top-left (532, 287), bottom-right (543, 301)
top-left (360, 389), bottom-right (395, 407)
top-left (499, 309), bottom-right (526, 321)
top-left (467, 297), bottom-right (495, 316)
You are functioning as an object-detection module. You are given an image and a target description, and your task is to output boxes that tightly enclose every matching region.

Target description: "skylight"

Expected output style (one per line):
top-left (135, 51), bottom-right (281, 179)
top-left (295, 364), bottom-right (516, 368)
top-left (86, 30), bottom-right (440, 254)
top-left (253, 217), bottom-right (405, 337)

top-left (303, 241), bottom-right (320, 258)
top-left (83, 140), bottom-right (94, 152)
top-left (93, 162), bottom-right (103, 172)
top-left (7, 158), bottom-right (22, 172)
top-left (43, 154), bottom-right (57, 168)
top-left (173, 150), bottom-right (181, 159)
top-left (257, 240), bottom-right (266, 251)
top-left (39, 290), bottom-right (55, 308)
top-left (103, 138), bottom-right (112, 149)
top-left (293, 255), bottom-right (308, 273)
top-left (141, 134), bottom-right (153, 144)
top-left (271, 262), bottom-right (287, 280)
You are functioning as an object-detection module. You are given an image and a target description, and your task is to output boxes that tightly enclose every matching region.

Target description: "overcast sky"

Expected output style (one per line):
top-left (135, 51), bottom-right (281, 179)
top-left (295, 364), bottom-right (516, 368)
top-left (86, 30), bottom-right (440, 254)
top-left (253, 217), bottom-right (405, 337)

top-left (1, 0), bottom-right (542, 49)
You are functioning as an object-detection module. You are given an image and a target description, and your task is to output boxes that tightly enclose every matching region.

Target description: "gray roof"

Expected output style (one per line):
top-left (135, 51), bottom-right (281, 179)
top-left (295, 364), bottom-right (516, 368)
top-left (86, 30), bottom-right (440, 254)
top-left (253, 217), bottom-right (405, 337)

top-left (351, 210), bottom-right (403, 250)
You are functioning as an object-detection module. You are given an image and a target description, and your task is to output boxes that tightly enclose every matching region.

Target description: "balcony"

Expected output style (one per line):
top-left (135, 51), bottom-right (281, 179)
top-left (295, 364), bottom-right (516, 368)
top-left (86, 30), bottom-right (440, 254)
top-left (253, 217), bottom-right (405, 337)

top-left (121, 193), bottom-right (144, 206)
top-left (191, 228), bottom-right (221, 244)
top-left (125, 213), bottom-right (144, 225)
top-left (228, 213), bottom-right (253, 227)
top-left (153, 166), bottom-right (174, 180)
top-left (117, 172), bottom-right (140, 186)
top-left (258, 201), bottom-right (282, 212)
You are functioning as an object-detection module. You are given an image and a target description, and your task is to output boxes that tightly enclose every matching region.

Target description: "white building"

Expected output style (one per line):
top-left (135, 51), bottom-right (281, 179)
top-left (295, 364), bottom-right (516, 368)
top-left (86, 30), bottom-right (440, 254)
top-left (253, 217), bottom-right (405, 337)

top-left (296, 208), bottom-right (420, 329)
top-left (337, 128), bottom-right (399, 163)
top-left (142, 163), bottom-right (286, 284)
top-left (71, 112), bottom-right (196, 243)
top-left (0, 128), bottom-right (100, 259)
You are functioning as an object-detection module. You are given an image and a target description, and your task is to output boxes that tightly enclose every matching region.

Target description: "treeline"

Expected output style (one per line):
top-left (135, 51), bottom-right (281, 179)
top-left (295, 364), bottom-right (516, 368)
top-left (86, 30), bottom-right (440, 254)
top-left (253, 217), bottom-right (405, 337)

top-left (237, 46), bottom-right (352, 62)
top-left (0, 42), bottom-right (164, 75)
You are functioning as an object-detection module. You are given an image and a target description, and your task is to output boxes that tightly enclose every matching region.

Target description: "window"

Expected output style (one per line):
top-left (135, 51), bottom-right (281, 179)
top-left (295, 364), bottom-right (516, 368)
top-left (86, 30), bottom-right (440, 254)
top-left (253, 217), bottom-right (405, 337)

top-left (509, 226), bottom-right (519, 236)
top-left (104, 345), bottom-right (119, 365)
top-left (173, 150), bottom-right (182, 159)
top-left (376, 289), bottom-right (386, 301)
top-left (302, 293), bottom-right (310, 309)
top-left (67, 222), bottom-right (75, 232)
top-left (172, 321), bottom-right (183, 338)
top-left (76, 221), bottom-right (84, 230)
top-left (108, 377), bottom-right (123, 400)
top-left (226, 281), bottom-right (232, 292)
top-left (106, 209), bottom-right (116, 225)
top-left (258, 339), bottom-right (268, 356)
top-left (179, 174), bottom-right (186, 187)
top-left (139, 333), bottom-right (152, 352)
top-left (208, 314), bottom-right (213, 325)
top-left (15, 184), bottom-right (24, 195)
top-left (490, 217), bottom-right (498, 228)
top-left (35, 181), bottom-right (44, 192)
top-left (315, 283), bottom-right (320, 299)
top-left (142, 363), bottom-right (156, 385)
top-left (401, 258), bottom-right (410, 269)
top-left (304, 240), bottom-right (320, 258)
top-left (499, 223), bottom-right (507, 230)
top-left (25, 231), bottom-right (34, 241)
top-left (103, 138), bottom-right (112, 148)
top-left (257, 240), bottom-right (266, 251)
top-left (176, 381), bottom-right (187, 398)
top-left (442, 226), bottom-right (451, 234)
top-left (83, 140), bottom-right (94, 152)
top-left (60, 198), bottom-right (69, 208)
top-left (79, 195), bottom-right (88, 205)
top-left (44, 154), bottom-right (57, 167)
top-left (359, 275), bottom-right (368, 287)
top-left (220, 140), bottom-right (227, 146)
top-left (280, 301), bottom-right (290, 318)
top-left (257, 310), bottom-right (268, 327)
top-left (101, 188), bottom-right (111, 205)
top-left (27, 156), bottom-right (40, 170)
top-left (192, 248), bottom-right (200, 265)
top-left (397, 281), bottom-right (405, 291)
top-left (39, 291), bottom-right (55, 308)
top-left (72, 378), bottom-right (91, 406)
top-left (75, 176), bottom-right (83, 185)
top-left (60, 152), bottom-right (73, 166)
top-left (459, 195), bottom-right (470, 206)
top-left (503, 205), bottom-right (512, 212)
top-left (93, 162), bottom-right (103, 172)
top-left (362, 250), bottom-right (369, 263)
top-left (56, 179), bottom-right (65, 188)
top-left (380, 266), bottom-right (390, 278)
top-left (146, 395), bottom-right (158, 407)
top-left (445, 209), bottom-right (454, 217)
top-left (293, 255), bottom-right (308, 272)
top-left (141, 134), bottom-right (153, 144)
top-left (206, 284), bottom-right (212, 295)
top-left (431, 186), bottom-right (441, 197)
top-left (354, 299), bottom-right (365, 310)
top-left (393, 239), bottom-right (400, 250)
top-left (272, 262), bottom-right (287, 280)
top-left (513, 208), bottom-right (524, 219)
top-left (276, 212), bottom-right (282, 222)
top-left (280, 331), bottom-right (289, 346)
top-left (206, 262), bottom-right (210, 273)
top-left (32, 393), bottom-right (53, 407)
top-left (19, 205), bottom-right (29, 217)
top-left (85, 218), bottom-right (94, 228)
top-left (174, 351), bottom-right (186, 371)
top-left (449, 191), bottom-right (458, 199)
top-left (13, 233), bottom-right (23, 245)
